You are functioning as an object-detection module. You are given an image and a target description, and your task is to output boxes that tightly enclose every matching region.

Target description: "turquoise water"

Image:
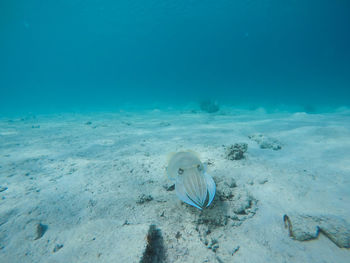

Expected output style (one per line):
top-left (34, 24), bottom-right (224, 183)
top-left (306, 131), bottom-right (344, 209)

top-left (1, 2), bottom-right (350, 261)
top-left (1, 0), bottom-right (350, 113)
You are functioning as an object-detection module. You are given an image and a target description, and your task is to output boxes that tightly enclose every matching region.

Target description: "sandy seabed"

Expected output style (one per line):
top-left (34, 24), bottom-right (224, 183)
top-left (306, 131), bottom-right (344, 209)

top-left (0, 108), bottom-right (349, 263)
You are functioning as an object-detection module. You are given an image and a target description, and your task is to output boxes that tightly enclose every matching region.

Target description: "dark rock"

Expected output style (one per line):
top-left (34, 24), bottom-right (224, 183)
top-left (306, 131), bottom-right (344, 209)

top-left (163, 184), bottom-right (175, 191)
top-left (283, 214), bottom-right (350, 248)
top-left (35, 223), bottom-right (48, 240)
top-left (206, 159), bottom-right (215, 166)
top-left (137, 194), bottom-right (153, 204)
top-left (175, 231), bottom-right (181, 240)
top-left (53, 244), bottom-right (63, 253)
top-left (85, 121), bottom-right (92, 125)
top-left (31, 125), bottom-right (40, 129)
top-left (208, 238), bottom-right (219, 252)
top-left (232, 245), bottom-right (240, 255)
top-left (224, 143), bottom-right (248, 160)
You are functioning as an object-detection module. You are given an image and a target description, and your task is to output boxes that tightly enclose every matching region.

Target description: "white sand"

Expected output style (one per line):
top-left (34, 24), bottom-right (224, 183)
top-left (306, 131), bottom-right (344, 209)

top-left (0, 108), bottom-right (349, 262)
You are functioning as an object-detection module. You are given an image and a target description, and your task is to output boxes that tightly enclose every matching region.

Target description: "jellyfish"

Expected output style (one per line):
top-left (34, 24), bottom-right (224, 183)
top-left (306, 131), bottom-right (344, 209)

top-left (166, 151), bottom-right (216, 210)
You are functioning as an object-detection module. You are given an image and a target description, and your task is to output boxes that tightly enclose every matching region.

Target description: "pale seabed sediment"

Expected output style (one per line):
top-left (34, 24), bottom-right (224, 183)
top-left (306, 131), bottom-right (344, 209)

top-left (0, 108), bottom-right (349, 262)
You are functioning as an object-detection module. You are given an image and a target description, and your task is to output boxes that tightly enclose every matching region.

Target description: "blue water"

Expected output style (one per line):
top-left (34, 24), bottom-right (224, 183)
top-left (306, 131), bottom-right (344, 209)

top-left (1, 0), bottom-right (350, 113)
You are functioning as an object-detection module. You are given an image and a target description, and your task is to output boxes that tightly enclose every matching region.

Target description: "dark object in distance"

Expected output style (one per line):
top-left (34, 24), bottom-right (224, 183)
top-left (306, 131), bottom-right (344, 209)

top-left (200, 100), bottom-right (220, 113)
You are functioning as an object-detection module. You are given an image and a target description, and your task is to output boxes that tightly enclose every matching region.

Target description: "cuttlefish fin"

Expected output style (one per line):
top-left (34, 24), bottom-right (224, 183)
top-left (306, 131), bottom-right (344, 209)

top-left (204, 172), bottom-right (216, 207)
top-left (175, 179), bottom-right (203, 210)
top-left (203, 162), bottom-right (208, 172)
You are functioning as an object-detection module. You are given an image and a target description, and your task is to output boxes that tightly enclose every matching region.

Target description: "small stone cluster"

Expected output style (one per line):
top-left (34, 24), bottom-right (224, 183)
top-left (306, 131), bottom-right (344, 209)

top-left (224, 143), bottom-right (248, 160)
top-left (248, 133), bottom-right (282, 150)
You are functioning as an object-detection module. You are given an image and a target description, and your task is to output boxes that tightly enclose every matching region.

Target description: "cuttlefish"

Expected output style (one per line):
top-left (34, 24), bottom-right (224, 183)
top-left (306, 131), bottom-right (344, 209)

top-left (166, 151), bottom-right (216, 210)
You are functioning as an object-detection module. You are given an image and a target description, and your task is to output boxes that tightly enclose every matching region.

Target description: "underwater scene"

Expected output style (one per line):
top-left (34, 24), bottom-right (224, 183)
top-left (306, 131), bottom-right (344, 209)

top-left (0, 0), bottom-right (350, 262)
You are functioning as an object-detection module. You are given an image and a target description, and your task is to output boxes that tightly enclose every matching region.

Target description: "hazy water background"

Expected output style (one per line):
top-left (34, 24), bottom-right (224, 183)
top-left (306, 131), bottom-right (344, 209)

top-left (1, 0), bottom-right (350, 114)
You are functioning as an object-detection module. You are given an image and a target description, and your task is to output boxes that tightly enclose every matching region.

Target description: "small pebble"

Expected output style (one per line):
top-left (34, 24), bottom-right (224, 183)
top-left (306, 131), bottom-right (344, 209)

top-left (35, 223), bottom-right (48, 240)
top-left (258, 178), bottom-right (268, 184)
top-left (163, 184), bottom-right (175, 191)
top-left (175, 231), bottom-right (181, 239)
top-left (53, 244), bottom-right (63, 253)
top-left (136, 194), bottom-right (153, 204)
top-left (232, 245), bottom-right (240, 255)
